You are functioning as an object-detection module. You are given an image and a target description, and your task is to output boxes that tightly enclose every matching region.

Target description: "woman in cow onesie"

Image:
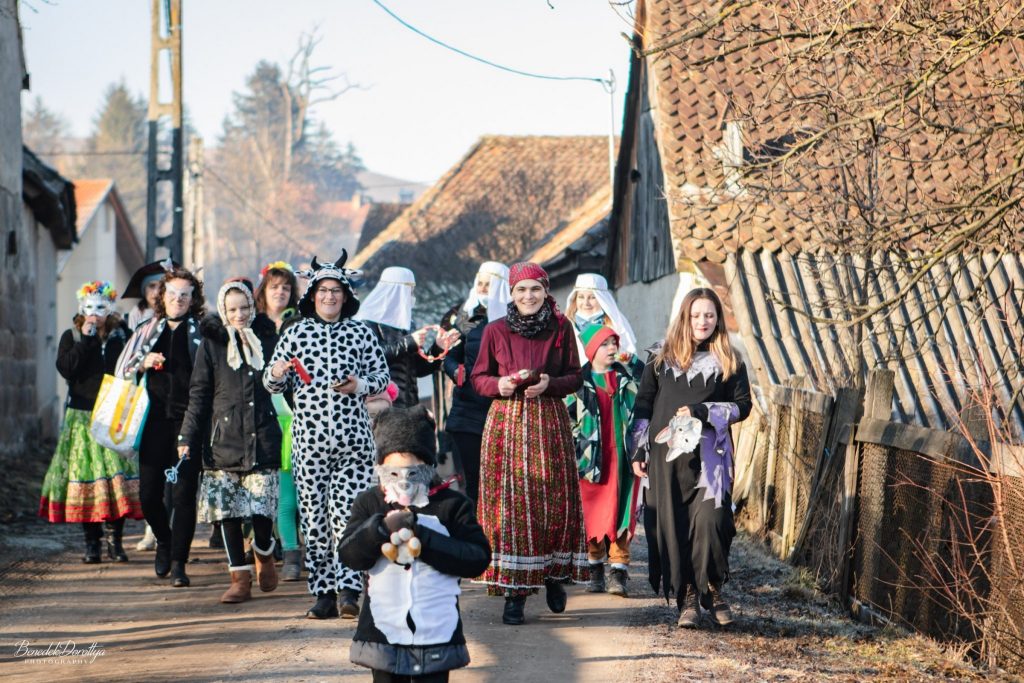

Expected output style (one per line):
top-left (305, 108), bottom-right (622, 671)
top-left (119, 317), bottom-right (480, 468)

top-left (264, 252), bottom-right (391, 619)
top-left (340, 405), bottom-right (490, 683)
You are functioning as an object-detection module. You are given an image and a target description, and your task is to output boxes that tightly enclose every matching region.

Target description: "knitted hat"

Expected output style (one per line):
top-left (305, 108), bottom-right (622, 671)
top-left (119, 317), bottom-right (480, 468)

top-left (372, 405), bottom-right (438, 466)
top-left (508, 262), bottom-right (549, 290)
top-left (580, 323), bottom-right (619, 362)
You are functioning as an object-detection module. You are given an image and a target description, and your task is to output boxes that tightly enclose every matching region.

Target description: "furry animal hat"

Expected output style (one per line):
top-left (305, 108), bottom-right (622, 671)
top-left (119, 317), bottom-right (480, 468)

top-left (295, 251), bottom-right (361, 320)
top-left (372, 405), bottom-right (438, 466)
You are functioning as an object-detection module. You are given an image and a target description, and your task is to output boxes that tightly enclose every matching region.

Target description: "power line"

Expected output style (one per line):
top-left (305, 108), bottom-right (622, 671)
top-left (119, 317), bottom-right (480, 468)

top-left (370, 0), bottom-right (611, 87)
top-left (34, 149), bottom-right (146, 156)
top-left (204, 166), bottom-right (320, 255)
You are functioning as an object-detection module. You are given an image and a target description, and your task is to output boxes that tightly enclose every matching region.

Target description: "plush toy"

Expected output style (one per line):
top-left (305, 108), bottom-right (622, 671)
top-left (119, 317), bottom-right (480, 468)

top-left (380, 509), bottom-right (422, 565)
top-left (655, 414), bottom-right (703, 462)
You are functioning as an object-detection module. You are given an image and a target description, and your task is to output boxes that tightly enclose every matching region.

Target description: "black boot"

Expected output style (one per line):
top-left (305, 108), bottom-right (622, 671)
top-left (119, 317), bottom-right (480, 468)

top-left (82, 523), bottom-right (102, 564)
top-left (170, 560), bottom-right (190, 587)
top-left (544, 579), bottom-right (567, 614)
top-left (587, 563), bottom-right (606, 593)
top-left (338, 588), bottom-right (360, 619)
top-left (208, 522), bottom-right (224, 549)
top-left (105, 519), bottom-right (129, 562)
top-left (306, 591), bottom-right (339, 619)
top-left (154, 542), bottom-right (172, 578)
top-left (82, 539), bottom-right (102, 564)
top-left (502, 595), bottom-right (526, 625)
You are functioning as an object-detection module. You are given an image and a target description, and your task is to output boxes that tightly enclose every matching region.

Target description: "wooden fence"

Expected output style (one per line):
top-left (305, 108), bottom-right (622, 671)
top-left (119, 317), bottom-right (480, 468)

top-left (733, 369), bottom-right (1024, 673)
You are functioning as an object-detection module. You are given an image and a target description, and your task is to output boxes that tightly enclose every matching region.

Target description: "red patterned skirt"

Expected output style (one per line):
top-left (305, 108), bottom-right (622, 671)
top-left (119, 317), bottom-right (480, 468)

top-left (475, 395), bottom-right (589, 596)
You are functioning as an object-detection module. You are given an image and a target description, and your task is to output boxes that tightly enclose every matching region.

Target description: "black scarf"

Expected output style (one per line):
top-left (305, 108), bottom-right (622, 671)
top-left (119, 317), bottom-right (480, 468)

top-left (506, 299), bottom-right (553, 338)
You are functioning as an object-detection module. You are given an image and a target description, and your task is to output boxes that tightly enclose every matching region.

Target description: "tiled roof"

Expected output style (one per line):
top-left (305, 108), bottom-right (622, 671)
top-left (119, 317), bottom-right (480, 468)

top-left (356, 202), bottom-right (409, 254)
top-left (350, 136), bottom-right (611, 286)
top-left (73, 179), bottom-right (114, 233)
top-left (635, 0), bottom-right (1024, 264)
top-left (527, 185), bottom-right (611, 266)
top-left (726, 248), bottom-right (1024, 440)
top-left (70, 178), bottom-right (144, 272)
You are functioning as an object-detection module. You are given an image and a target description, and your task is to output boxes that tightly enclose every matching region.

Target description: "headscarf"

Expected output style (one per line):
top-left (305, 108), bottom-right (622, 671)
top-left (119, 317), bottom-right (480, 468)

top-left (356, 266), bottom-right (416, 331)
top-left (566, 273), bottom-right (638, 358)
top-left (76, 280), bottom-right (117, 317)
top-left (294, 252), bottom-right (361, 320)
top-left (462, 261), bottom-right (511, 323)
top-left (217, 279), bottom-right (265, 371)
top-left (506, 262), bottom-right (563, 339)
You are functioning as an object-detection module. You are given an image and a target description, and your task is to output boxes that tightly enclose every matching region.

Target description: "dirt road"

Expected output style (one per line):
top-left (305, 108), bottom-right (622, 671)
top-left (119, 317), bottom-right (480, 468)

top-left (0, 510), bottom-right (998, 683)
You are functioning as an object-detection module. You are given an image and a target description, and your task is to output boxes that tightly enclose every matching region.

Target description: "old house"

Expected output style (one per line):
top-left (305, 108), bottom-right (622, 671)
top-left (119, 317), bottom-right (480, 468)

top-left (608, 0), bottom-right (1024, 437)
top-left (350, 135), bottom-right (611, 323)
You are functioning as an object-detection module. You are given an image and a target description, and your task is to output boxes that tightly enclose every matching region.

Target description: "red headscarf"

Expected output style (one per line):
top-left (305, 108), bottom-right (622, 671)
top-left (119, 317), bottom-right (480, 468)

top-left (508, 262), bottom-right (550, 290)
top-left (507, 262), bottom-right (565, 345)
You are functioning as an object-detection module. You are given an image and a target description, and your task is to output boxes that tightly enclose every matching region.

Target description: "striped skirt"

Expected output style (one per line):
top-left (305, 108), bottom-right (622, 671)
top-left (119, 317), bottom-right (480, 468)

top-left (39, 408), bottom-right (143, 523)
top-left (475, 395), bottom-right (589, 596)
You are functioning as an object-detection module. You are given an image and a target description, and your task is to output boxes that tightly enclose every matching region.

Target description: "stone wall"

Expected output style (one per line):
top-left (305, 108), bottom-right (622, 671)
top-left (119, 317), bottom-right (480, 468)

top-left (0, 1), bottom-right (37, 457)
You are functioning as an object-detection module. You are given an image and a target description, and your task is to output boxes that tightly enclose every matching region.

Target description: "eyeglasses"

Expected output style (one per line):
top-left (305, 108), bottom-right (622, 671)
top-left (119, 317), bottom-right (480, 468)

top-left (316, 287), bottom-right (344, 297)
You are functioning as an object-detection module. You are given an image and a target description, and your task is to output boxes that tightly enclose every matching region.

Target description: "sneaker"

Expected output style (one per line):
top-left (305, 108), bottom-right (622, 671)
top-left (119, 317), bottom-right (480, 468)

top-left (708, 585), bottom-right (734, 626)
top-left (677, 586), bottom-right (700, 628)
top-left (587, 563), bottom-right (606, 593)
top-left (606, 567), bottom-right (629, 597)
top-left (306, 592), bottom-right (338, 619)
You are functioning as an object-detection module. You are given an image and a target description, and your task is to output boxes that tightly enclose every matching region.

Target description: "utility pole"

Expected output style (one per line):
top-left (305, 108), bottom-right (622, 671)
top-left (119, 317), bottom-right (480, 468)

top-left (145, 0), bottom-right (184, 262)
top-left (184, 136), bottom-right (204, 273)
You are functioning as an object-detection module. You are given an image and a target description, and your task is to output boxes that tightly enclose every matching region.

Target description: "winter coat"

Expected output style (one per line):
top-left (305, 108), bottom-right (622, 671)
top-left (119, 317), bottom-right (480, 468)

top-left (442, 307), bottom-right (491, 435)
top-left (367, 322), bottom-right (438, 408)
top-left (178, 315), bottom-right (282, 472)
top-left (566, 359), bottom-right (640, 483)
top-left (56, 320), bottom-right (131, 411)
top-left (339, 486), bottom-right (491, 676)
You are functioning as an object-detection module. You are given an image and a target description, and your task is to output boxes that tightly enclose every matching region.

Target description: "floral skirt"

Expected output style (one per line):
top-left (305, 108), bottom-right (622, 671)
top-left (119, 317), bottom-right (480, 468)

top-left (39, 408), bottom-right (143, 523)
top-left (475, 395), bottom-right (589, 596)
top-left (198, 468), bottom-right (279, 522)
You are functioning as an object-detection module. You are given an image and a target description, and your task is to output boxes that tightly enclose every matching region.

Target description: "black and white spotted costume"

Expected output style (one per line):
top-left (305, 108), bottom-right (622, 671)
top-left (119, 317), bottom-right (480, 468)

top-left (263, 254), bottom-right (391, 596)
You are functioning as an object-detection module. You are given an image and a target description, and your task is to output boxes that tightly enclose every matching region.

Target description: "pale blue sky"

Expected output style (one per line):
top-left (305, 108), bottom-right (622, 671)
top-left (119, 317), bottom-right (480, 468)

top-left (20, 0), bottom-right (634, 183)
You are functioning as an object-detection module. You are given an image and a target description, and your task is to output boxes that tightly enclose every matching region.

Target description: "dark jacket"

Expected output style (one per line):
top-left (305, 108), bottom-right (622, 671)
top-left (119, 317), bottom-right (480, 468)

top-left (442, 307), bottom-right (491, 435)
top-left (56, 320), bottom-right (131, 411)
top-left (178, 315), bottom-right (282, 472)
top-left (339, 486), bottom-right (490, 676)
top-left (367, 322), bottom-right (438, 408)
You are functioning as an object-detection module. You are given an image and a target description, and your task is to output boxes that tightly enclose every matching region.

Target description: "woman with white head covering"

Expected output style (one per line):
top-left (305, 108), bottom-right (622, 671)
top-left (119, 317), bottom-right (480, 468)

top-left (356, 266), bottom-right (447, 408)
top-left (178, 278), bottom-right (283, 604)
top-left (565, 273), bottom-right (639, 362)
top-left (439, 261), bottom-right (510, 503)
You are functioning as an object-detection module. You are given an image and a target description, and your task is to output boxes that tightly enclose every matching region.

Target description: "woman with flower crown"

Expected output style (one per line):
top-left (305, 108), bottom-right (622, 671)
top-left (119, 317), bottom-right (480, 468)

top-left (254, 261), bottom-right (304, 581)
top-left (40, 281), bottom-right (143, 564)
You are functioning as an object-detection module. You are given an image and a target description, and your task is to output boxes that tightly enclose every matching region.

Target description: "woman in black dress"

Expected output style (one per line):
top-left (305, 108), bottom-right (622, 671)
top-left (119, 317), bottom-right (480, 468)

top-left (631, 287), bottom-right (751, 628)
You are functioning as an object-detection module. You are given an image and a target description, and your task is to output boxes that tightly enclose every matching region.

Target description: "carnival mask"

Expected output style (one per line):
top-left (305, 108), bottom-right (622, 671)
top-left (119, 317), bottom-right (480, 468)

top-left (375, 464), bottom-right (433, 508)
top-left (79, 294), bottom-right (114, 318)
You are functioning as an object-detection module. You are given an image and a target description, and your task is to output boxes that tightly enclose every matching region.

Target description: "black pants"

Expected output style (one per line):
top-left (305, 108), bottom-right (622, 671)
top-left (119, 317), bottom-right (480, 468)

top-left (139, 417), bottom-right (201, 562)
top-left (221, 515), bottom-right (273, 568)
top-left (371, 670), bottom-right (449, 683)
top-left (82, 518), bottom-right (125, 543)
top-left (447, 430), bottom-right (482, 504)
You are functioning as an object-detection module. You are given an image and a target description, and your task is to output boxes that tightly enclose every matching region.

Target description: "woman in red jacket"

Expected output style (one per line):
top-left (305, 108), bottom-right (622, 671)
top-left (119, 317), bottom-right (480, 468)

top-left (471, 262), bottom-right (588, 626)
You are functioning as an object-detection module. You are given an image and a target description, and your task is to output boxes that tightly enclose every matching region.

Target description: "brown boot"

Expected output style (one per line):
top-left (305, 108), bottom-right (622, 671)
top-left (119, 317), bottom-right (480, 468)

top-left (253, 541), bottom-right (279, 593)
top-left (220, 570), bottom-right (252, 603)
top-left (677, 585), bottom-right (700, 628)
top-left (708, 584), bottom-right (734, 626)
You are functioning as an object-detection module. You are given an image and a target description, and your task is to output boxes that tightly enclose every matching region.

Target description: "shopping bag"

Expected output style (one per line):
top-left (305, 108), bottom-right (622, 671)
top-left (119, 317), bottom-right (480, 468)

top-left (90, 374), bottom-right (149, 457)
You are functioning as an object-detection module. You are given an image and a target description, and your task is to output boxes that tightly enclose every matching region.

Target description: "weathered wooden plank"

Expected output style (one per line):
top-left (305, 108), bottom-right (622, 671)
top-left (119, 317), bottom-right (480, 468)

top-left (855, 417), bottom-right (954, 459)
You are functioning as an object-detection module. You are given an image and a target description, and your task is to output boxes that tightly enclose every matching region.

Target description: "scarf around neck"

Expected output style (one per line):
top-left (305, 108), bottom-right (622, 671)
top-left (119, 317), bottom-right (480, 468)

top-left (506, 298), bottom-right (553, 338)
